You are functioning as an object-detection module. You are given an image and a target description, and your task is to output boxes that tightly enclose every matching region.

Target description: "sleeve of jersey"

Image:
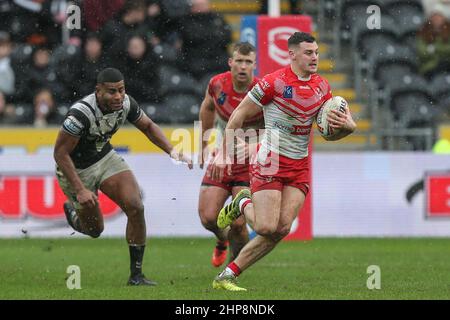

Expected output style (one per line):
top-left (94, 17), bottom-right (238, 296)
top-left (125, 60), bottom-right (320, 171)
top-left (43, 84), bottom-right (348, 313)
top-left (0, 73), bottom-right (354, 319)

top-left (127, 96), bottom-right (144, 123)
top-left (324, 79), bottom-right (332, 101)
top-left (62, 109), bottom-right (89, 137)
top-left (248, 76), bottom-right (275, 107)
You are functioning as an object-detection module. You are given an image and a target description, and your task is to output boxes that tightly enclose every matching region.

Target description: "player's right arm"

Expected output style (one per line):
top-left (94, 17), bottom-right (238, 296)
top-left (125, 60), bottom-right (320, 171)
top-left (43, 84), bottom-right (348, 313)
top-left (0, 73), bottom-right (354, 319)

top-left (53, 130), bottom-right (98, 208)
top-left (198, 87), bottom-right (216, 168)
top-left (226, 95), bottom-right (262, 130)
top-left (210, 95), bottom-right (262, 182)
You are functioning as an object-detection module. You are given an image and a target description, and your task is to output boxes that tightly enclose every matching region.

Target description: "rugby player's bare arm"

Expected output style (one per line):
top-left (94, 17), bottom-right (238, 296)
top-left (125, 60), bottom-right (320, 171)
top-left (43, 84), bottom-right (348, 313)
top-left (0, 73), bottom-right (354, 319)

top-left (134, 114), bottom-right (193, 168)
top-left (226, 95), bottom-right (262, 130)
top-left (54, 130), bottom-right (98, 207)
top-left (210, 96), bottom-right (261, 181)
top-left (199, 88), bottom-right (216, 168)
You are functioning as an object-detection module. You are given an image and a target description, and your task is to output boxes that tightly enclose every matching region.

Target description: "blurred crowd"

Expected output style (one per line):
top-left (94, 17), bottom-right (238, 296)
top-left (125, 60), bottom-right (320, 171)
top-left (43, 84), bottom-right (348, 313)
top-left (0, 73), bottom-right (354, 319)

top-left (418, 0), bottom-right (450, 78)
top-left (0, 0), bottom-right (232, 126)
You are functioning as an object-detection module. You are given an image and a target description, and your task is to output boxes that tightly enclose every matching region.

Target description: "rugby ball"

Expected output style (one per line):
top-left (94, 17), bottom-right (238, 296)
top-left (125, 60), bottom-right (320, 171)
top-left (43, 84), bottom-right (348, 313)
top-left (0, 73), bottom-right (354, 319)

top-left (316, 96), bottom-right (348, 137)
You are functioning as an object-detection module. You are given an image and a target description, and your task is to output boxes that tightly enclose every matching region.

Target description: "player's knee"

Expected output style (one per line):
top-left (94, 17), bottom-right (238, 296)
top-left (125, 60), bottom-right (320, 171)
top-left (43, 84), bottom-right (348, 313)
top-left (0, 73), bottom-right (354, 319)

top-left (124, 200), bottom-right (145, 218)
top-left (254, 224), bottom-right (277, 237)
top-left (272, 226), bottom-right (291, 241)
top-left (199, 214), bottom-right (219, 232)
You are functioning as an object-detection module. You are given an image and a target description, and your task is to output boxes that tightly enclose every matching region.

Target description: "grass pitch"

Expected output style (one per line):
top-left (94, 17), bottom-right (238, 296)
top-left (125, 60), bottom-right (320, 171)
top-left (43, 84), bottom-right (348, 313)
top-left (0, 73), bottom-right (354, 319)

top-left (1, 237), bottom-right (450, 300)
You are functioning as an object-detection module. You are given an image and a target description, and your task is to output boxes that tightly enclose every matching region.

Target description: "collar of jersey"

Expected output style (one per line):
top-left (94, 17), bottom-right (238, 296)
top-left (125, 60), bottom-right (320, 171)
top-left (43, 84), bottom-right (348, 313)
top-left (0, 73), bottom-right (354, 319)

top-left (289, 65), bottom-right (312, 82)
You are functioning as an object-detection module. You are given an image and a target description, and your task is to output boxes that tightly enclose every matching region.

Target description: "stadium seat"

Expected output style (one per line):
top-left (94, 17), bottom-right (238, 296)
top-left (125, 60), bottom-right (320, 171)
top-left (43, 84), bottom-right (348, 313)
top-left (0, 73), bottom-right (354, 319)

top-left (429, 72), bottom-right (450, 102)
top-left (370, 45), bottom-right (418, 88)
top-left (386, 73), bottom-right (436, 128)
top-left (386, 0), bottom-right (424, 27)
top-left (158, 64), bottom-right (201, 97)
top-left (161, 93), bottom-right (201, 124)
top-left (340, 0), bottom-right (382, 42)
top-left (354, 15), bottom-right (398, 60)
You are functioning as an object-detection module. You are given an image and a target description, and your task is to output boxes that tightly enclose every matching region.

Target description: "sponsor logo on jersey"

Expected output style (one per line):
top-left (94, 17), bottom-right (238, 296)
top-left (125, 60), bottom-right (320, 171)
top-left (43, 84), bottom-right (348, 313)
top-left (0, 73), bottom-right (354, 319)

top-left (291, 125), bottom-right (311, 135)
top-left (63, 116), bottom-right (84, 136)
top-left (217, 92), bottom-right (227, 105)
top-left (283, 86), bottom-right (293, 99)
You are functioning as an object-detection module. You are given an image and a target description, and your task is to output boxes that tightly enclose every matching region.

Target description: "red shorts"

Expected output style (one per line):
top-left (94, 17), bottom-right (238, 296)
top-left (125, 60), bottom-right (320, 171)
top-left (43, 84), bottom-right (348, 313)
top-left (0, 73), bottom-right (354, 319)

top-left (250, 149), bottom-right (310, 196)
top-left (201, 163), bottom-right (250, 192)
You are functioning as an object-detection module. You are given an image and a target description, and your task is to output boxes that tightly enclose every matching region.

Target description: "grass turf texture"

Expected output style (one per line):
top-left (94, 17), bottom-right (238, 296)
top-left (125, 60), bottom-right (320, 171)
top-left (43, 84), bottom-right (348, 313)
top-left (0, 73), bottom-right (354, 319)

top-left (1, 237), bottom-right (450, 299)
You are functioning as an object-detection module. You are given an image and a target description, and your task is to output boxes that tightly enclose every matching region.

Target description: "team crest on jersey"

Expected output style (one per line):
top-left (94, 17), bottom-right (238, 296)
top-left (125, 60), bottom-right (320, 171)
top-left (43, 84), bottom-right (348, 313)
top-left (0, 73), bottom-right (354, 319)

top-left (217, 92), bottom-right (227, 105)
top-left (283, 86), bottom-right (293, 99)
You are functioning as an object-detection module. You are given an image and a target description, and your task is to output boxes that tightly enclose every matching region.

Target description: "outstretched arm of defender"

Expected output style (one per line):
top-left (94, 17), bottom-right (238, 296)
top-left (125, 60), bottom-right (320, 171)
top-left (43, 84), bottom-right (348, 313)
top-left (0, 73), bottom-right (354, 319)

top-left (134, 114), bottom-right (193, 169)
top-left (199, 89), bottom-right (216, 168)
top-left (53, 130), bottom-right (98, 208)
top-left (210, 95), bottom-right (261, 181)
top-left (325, 105), bottom-right (357, 141)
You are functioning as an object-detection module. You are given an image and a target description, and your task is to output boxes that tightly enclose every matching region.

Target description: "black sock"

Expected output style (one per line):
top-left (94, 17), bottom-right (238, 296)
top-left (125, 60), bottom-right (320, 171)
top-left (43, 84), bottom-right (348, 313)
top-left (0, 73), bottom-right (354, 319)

top-left (129, 245), bottom-right (145, 277)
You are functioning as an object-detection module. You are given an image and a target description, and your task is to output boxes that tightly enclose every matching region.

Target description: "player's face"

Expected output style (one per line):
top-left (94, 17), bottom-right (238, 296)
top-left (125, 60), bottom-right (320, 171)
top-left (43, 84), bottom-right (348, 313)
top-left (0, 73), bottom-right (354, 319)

top-left (97, 81), bottom-right (126, 112)
top-left (229, 51), bottom-right (256, 84)
top-left (290, 41), bottom-right (319, 75)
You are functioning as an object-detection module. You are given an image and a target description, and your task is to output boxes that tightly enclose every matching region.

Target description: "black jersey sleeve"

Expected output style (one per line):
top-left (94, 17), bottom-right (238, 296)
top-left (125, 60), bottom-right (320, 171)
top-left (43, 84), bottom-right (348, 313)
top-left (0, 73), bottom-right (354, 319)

top-left (127, 95), bottom-right (144, 123)
top-left (62, 108), bottom-right (91, 137)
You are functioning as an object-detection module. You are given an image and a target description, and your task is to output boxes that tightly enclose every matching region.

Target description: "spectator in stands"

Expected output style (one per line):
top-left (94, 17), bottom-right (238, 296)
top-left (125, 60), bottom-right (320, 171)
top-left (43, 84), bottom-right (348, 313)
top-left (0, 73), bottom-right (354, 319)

top-left (0, 90), bottom-right (16, 124)
top-left (0, 31), bottom-right (15, 96)
top-left (0, 0), bottom-right (14, 32)
top-left (15, 45), bottom-right (68, 104)
top-left (74, 33), bottom-right (109, 98)
top-left (176, 0), bottom-right (231, 79)
top-left (100, 0), bottom-right (148, 57)
top-left (417, 5), bottom-right (450, 78)
top-left (422, 0), bottom-right (450, 20)
top-left (10, 0), bottom-right (71, 49)
top-left (83, 0), bottom-right (126, 32)
top-left (143, 0), bottom-right (166, 46)
top-left (115, 34), bottom-right (160, 103)
top-left (32, 88), bottom-right (60, 127)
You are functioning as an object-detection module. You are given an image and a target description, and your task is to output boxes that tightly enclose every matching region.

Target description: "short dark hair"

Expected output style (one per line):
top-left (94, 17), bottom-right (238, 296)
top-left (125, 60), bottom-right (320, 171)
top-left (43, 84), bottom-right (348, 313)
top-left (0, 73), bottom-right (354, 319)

top-left (97, 68), bottom-right (124, 84)
top-left (232, 42), bottom-right (256, 55)
top-left (288, 32), bottom-right (316, 47)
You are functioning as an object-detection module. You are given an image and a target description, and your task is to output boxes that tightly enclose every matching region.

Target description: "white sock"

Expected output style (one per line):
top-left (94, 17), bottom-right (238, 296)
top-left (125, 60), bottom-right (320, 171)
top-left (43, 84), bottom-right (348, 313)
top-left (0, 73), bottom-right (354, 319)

top-left (238, 197), bottom-right (251, 214)
top-left (220, 267), bottom-right (236, 278)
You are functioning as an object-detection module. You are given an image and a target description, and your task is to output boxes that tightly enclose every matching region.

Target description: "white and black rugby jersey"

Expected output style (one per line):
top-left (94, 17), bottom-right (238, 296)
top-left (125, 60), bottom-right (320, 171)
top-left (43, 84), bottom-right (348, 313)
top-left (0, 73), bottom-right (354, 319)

top-left (61, 93), bottom-right (143, 169)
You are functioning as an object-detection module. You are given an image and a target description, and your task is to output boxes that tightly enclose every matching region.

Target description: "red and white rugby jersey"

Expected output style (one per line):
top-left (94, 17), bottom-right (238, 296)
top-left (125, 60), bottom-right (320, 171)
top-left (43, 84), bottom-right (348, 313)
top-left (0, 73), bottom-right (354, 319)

top-left (248, 66), bottom-right (332, 160)
top-left (208, 71), bottom-right (262, 137)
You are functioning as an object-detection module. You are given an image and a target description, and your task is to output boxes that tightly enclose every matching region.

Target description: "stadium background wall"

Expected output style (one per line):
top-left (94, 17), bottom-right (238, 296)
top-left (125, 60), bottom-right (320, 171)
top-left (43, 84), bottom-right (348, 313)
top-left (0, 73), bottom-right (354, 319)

top-left (1, 151), bottom-right (450, 238)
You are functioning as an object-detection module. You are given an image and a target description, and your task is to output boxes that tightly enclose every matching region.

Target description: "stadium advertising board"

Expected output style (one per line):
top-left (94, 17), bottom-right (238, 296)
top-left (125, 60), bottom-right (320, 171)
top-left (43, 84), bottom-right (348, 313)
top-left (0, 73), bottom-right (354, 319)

top-left (1, 153), bottom-right (450, 237)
